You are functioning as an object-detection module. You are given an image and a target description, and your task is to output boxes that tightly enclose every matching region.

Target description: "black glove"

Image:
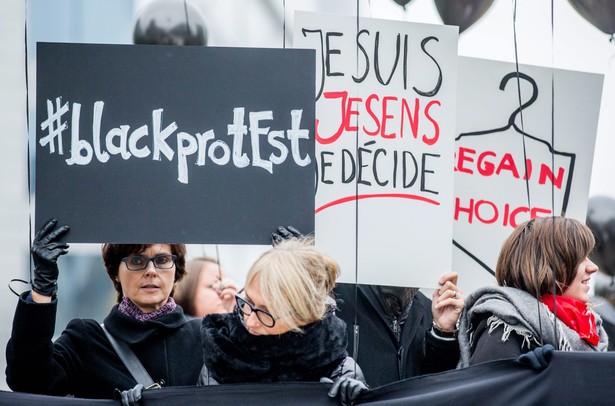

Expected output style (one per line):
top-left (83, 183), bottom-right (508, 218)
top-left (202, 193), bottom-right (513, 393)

top-left (31, 218), bottom-right (70, 297)
top-left (518, 344), bottom-right (555, 371)
top-left (271, 225), bottom-right (303, 245)
top-left (120, 384), bottom-right (144, 406)
top-left (322, 376), bottom-right (369, 406)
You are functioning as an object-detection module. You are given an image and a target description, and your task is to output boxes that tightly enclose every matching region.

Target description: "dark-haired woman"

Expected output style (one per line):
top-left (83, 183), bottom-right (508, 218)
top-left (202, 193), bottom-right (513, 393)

top-left (6, 219), bottom-right (203, 399)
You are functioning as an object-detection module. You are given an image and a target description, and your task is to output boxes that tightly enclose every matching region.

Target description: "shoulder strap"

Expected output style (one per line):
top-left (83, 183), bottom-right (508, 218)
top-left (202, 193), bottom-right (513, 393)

top-left (100, 323), bottom-right (158, 388)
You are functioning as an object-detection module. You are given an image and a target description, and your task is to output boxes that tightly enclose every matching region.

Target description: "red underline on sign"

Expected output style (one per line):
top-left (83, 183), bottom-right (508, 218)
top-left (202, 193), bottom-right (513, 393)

top-left (315, 194), bottom-right (440, 214)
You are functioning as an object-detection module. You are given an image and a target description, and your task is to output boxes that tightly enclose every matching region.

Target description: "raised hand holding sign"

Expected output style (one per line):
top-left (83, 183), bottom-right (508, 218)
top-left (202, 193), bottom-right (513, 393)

top-left (31, 218), bottom-right (69, 299)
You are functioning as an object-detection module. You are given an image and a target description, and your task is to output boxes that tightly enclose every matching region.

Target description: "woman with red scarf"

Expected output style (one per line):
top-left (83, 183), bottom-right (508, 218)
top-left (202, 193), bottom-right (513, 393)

top-left (457, 216), bottom-right (608, 368)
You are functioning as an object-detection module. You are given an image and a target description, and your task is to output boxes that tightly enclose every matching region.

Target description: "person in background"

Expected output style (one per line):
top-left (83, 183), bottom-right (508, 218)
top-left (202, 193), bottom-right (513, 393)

top-left (272, 226), bottom-right (464, 388)
top-left (591, 271), bottom-right (615, 351)
top-left (174, 256), bottom-right (239, 317)
top-left (6, 219), bottom-right (203, 400)
top-left (334, 275), bottom-right (463, 387)
top-left (586, 195), bottom-right (615, 351)
top-left (198, 237), bottom-right (369, 406)
top-left (457, 216), bottom-right (609, 368)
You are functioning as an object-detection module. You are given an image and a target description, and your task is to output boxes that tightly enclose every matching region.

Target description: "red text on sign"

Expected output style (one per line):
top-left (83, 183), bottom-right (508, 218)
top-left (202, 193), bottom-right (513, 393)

top-left (454, 197), bottom-right (552, 228)
top-left (316, 91), bottom-right (440, 146)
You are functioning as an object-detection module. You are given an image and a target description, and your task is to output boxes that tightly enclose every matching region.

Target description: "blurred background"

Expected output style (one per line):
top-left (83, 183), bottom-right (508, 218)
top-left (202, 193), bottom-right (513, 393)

top-left (1, 0), bottom-right (614, 390)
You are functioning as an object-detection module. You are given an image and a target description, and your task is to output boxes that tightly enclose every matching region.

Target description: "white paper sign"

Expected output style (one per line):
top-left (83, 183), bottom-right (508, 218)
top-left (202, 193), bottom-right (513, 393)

top-left (294, 11), bottom-right (459, 287)
top-left (454, 57), bottom-right (603, 293)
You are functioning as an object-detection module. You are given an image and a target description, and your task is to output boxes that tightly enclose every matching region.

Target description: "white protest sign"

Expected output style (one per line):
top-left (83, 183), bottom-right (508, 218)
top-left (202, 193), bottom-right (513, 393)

top-left (454, 57), bottom-right (603, 293)
top-left (294, 11), bottom-right (459, 287)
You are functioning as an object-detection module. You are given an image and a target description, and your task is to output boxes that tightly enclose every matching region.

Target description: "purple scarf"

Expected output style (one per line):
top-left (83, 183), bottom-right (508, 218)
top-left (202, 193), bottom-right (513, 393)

top-left (118, 296), bottom-right (177, 321)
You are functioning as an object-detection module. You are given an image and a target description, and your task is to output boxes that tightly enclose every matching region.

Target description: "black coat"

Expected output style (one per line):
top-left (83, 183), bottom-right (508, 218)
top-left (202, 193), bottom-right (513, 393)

top-left (6, 292), bottom-right (203, 399)
top-left (333, 283), bottom-right (460, 388)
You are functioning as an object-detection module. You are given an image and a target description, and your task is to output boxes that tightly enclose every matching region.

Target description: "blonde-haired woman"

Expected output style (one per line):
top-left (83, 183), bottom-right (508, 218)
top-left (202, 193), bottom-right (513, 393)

top-left (198, 238), bottom-right (368, 405)
top-left (458, 216), bottom-right (609, 368)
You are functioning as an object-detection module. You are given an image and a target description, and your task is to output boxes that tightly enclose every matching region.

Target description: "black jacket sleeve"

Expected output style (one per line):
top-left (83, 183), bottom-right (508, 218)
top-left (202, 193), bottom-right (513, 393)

top-left (6, 292), bottom-right (70, 395)
top-left (6, 293), bottom-right (137, 398)
top-left (469, 316), bottom-right (537, 366)
top-left (423, 329), bottom-right (461, 374)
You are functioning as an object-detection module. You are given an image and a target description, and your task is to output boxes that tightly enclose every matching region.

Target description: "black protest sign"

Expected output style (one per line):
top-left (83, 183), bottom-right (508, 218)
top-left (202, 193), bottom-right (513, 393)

top-left (35, 43), bottom-right (315, 244)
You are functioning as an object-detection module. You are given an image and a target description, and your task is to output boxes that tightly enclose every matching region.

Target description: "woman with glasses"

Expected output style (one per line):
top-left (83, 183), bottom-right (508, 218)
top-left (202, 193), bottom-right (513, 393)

top-left (6, 219), bottom-right (203, 400)
top-left (174, 256), bottom-right (239, 317)
top-left (198, 237), bottom-right (369, 405)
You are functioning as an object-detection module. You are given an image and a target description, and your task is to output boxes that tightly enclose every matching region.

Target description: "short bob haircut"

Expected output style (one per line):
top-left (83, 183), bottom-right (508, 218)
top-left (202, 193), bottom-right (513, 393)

top-left (496, 216), bottom-right (596, 296)
top-left (102, 244), bottom-right (187, 303)
top-left (174, 256), bottom-right (219, 316)
top-left (245, 237), bottom-right (340, 333)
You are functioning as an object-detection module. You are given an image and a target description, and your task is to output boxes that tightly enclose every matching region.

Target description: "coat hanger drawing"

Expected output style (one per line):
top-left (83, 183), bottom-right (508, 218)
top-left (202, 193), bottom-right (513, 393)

top-left (453, 71), bottom-right (576, 276)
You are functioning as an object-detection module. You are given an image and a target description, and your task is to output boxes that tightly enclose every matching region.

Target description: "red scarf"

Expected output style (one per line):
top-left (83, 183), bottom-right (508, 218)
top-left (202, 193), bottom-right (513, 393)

top-left (541, 295), bottom-right (599, 346)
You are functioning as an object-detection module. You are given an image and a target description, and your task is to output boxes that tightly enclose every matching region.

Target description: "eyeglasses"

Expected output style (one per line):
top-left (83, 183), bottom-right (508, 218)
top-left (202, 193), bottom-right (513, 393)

top-left (121, 254), bottom-right (177, 271)
top-left (235, 295), bottom-right (276, 328)
top-left (207, 279), bottom-right (224, 294)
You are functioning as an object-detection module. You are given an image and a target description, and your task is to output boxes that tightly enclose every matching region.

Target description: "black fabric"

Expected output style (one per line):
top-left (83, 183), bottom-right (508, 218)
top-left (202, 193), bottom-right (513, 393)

top-left (5, 292), bottom-right (203, 399)
top-left (359, 350), bottom-right (615, 405)
top-left (100, 324), bottom-right (155, 387)
top-left (333, 284), bottom-right (459, 387)
top-left (3, 351), bottom-right (615, 405)
top-left (201, 311), bottom-right (350, 383)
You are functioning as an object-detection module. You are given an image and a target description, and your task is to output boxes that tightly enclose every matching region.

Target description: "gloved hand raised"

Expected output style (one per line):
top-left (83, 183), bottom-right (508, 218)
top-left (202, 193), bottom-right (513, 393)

top-left (321, 376), bottom-right (369, 406)
top-left (271, 225), bottom-right (303, 246)
top-left (31, 218), bottom-right (70, 297)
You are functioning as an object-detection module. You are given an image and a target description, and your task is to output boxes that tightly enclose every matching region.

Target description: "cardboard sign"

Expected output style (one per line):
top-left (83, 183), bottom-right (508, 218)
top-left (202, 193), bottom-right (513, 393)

top-left (294, 12), bottom-right (459, 287)
top-left (454, 57), bottom-right (603, 292)
top-left (35, 43), bottom-right (315, 244)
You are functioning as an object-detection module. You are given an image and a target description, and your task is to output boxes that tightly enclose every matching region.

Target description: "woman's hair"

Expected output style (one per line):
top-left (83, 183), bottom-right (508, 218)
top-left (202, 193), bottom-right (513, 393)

top-left (174, 256), bottom-right (219, 316)
top-left (246, 237), bottom-right (340, 332)
top-left (496, 216), bottom-right (595, 296)
top-left (101, 243), bottom-right (187, 303)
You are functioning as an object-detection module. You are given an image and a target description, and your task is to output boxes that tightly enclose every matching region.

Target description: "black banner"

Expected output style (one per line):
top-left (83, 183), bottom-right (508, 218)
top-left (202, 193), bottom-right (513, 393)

top-left (35, 43), bottom-right (315, 244)
top-left (2, 350), bottom-right (615, 405)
